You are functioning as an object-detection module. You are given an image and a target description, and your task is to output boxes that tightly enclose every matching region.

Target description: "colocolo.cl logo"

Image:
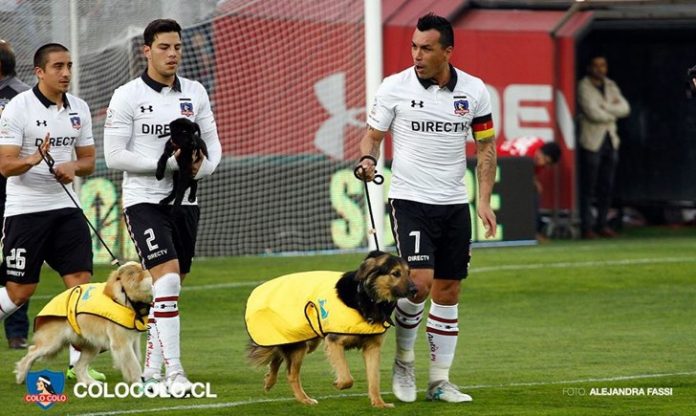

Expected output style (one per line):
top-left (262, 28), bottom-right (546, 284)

top-left (74, 381), bottom-right (218, 399)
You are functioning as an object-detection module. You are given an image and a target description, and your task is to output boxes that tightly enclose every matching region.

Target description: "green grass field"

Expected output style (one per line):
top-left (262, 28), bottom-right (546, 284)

top-left (2, 227), bottom-right (695, 415)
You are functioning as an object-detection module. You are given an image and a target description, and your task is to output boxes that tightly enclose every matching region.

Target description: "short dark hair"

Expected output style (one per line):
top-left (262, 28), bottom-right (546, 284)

top-left (587, 53), bottom-right (607, 66)
top-left (541, 142), bottom-right (561, 164)
top-left (33, 43), bottom-right (69, 69)
top-left (416, 13), bottom-right (454, 48)
top-left (144, 19), bottom-right (182, 46)
top-left (0, 40), bottom-right (17, 77)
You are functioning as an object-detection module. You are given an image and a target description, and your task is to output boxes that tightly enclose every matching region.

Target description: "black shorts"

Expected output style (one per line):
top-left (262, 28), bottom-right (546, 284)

top-left (388, 199), bottom-right (472, 280)
top-left (123, 204), bottom-right (200, 274)
top-left (0, 208), bottom-right (93, 285)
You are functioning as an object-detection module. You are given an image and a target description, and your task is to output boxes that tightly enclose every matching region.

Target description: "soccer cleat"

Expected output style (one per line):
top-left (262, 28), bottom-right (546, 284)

top-left (392, 359), bottom-right (417, 402)
top-left (166, 372), bottom-right (193, 397)
top-left (426, 380), bottom-right (473, 403)
top-left (141, 374), bottom-right (164, 395)
top-left (66, 366), bottom-right (107, 382)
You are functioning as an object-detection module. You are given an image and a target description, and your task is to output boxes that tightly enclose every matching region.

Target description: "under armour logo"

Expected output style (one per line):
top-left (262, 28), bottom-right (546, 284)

top-left (411, 100), bottom-right (424, 108)
top-left (314, 72), bottom-right (363, 159)
top-left (36, 120), bottom-right (47, 126)
top-left (140, 105), bottom-right (153, 113)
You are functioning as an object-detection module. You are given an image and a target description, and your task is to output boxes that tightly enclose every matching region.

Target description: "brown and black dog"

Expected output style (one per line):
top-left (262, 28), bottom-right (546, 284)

top-left (245, 251), bottom-right (415, 408)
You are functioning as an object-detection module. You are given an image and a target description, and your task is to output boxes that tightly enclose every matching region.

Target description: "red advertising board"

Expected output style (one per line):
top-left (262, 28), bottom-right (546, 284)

top-left (212, 13), bottom-right (367, 160)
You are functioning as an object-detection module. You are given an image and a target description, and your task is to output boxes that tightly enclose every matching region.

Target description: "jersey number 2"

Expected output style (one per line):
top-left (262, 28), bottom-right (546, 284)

top-left (144, 228), bottom-right (159, 251)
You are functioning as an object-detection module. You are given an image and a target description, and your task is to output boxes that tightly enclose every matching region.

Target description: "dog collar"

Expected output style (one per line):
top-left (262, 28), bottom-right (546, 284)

top-left (121, 287), bottom-right (151, 321)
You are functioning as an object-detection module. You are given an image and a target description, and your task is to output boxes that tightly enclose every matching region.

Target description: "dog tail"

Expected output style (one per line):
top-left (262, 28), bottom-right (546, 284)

top-left (247, 340), bottom-right (282, 367)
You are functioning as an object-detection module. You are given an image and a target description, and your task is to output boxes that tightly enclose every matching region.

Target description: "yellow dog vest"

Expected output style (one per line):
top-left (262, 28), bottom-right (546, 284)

top-left (35, 283), bottom-right (148, 335)
top-left (245, 271), bottom-right (390, 346)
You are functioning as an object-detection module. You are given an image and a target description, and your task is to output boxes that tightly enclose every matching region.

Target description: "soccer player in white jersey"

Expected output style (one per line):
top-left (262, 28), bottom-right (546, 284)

top-left (103, 19), bottom-right (221, 395)
top-left (0, 43), bottom-right (105, 381)
top-left (356, 13), bottom-right (497, 403)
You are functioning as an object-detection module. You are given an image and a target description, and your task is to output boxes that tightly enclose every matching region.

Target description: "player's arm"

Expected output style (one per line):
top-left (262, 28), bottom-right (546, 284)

top-left (0, 101), bottom-right (51, 176)
top-left (472, 114), bottom-right (497, 239)
top-left (103, 95), bottom-right (158, 173)
top-left (356, 126), bottom-right (386, 181)
top-left (0, 133), bottom-right (51, 177)
top-left (356, 77), bottom-right (395, 181)
top-left (103, 135), bottom-right (159, 173)
top-left (192, 129), bottom-right (221, 180)
top-left (192, 86), bottom-right (221, 179)
top-left (53, 145), bottom-right (96, 184)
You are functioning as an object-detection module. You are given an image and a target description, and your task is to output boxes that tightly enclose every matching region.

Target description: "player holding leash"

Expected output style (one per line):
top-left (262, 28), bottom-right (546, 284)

top-left (0, 43), bottom-right (105, 381)
top-left (356, 13), bottom-right (497, 403)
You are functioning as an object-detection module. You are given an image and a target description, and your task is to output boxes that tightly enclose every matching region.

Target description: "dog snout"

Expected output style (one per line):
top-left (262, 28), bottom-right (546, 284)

top-left (407, 281), bottom-right (417, 297)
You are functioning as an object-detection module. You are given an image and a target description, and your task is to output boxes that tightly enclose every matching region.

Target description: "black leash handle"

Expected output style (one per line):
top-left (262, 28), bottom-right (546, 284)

top-left (38, 147), bottom-right (121, 267)
top-left (353, 162), bottom-right (383, 251)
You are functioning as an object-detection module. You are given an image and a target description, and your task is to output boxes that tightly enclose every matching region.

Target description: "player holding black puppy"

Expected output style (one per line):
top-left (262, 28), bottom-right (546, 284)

top-left (103, 18), bottom-right (221, 395)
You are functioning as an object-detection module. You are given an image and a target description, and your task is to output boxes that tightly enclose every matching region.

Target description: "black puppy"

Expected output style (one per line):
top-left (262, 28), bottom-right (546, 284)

top-left (155, 118), bottom-right (208, 206)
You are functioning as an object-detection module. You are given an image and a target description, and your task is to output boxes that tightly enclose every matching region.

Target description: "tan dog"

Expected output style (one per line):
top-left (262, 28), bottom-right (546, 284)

top-left (15, 262), bottom-right (152, 385)
top-left (245, 251), bottom-right (415, 407)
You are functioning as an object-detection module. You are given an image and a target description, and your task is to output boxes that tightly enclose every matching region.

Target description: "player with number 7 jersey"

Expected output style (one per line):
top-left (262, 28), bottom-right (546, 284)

top-left (355, 13), bottom-right (497, 404)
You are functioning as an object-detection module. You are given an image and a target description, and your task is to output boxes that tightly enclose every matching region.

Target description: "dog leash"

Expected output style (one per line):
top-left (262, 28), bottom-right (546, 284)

top-left (38, 148), bottom-right (121, 266)
top-left (353, 156), bottom-right (384, 251)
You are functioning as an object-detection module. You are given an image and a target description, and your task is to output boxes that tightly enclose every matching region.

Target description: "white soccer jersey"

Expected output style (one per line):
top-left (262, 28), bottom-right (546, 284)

top-left (367, 65), bottom-right (495, 204)
top-left (103, 72), bottom-right (221, 208)
top-left (0, 87), bottom-right (94, 216)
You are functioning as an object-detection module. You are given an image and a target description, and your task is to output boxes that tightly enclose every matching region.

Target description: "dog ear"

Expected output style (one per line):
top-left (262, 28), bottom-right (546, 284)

top-left (103, 268), bottom-right (124, 299)
top-left (365, 250), bottom-right (386, 260)
top-left (356, 256), bottom-right (379, 281)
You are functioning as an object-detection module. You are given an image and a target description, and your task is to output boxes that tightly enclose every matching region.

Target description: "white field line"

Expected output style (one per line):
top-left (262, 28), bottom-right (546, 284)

top-left (70, 370), bottom-right (696, 416)
top-left (34, 256), bottom-right (696, 301)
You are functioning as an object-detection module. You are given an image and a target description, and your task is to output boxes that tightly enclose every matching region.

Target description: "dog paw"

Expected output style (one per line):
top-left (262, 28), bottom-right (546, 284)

top-left (300, 397), bottom-right (318, 405)
top-left (333, 378), bottom-right (354, 390)
top-left (371, 399), bottom-right (394, 408)
top-left (263, 375), bottom-right (277, 391)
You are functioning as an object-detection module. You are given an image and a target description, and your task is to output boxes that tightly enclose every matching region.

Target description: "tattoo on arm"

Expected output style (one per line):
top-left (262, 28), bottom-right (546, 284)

top-left (364, 125), bottom-right (384, 159)
top-left (476, 140), bottom-right (497, 202)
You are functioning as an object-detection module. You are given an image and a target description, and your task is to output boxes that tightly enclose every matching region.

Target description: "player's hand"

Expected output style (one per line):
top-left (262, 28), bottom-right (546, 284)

top-left (27, 133), bottom-right (51, 167)
top-left (191, 149), bottom-right (205, 177)
top-left (53, 162), bottom-right (77, 184)
top-left (355, 155), bottom-right (377, 182)
top-left (477, 202), bottom-right (497, 239)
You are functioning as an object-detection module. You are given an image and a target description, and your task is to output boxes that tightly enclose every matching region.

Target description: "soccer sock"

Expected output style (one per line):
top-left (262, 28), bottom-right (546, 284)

top-left (426, 301), bottom-right (459, 384)
top-left (394, 298), bottom-right (425, 363)
top-left (0, 287), bottom-right (20, 321)
top-left (143, 285), bottom-right (164, 380)
top-left (69, 345), bottom-right (81, 367)
top-left (153, 273), bottom-right (183, 378)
